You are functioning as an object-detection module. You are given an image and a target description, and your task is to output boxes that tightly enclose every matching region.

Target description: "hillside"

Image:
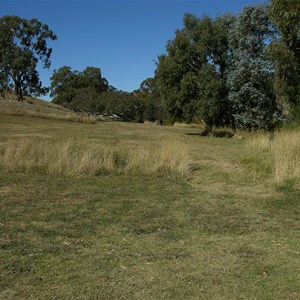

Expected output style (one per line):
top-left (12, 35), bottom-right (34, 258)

top-left (0, 95), bottom-right (95, 123)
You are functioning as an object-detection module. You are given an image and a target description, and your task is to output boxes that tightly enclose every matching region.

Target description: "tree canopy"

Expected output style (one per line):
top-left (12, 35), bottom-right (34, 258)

top-left (0, 15), bottom-right (57, 100)
top-left (268, 0), bottom-right (300, 105)
top-left (50, 66), bottom-right (109, 108)
top-left (227, 4), bottom-right (285, 131)
top-left (154, 3), bottom-right (296, 131)
top-left (155, 13), bottom-right (234, 129)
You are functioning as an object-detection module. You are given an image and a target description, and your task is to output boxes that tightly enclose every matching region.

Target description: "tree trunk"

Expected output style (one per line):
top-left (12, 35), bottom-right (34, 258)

top-left (14, 82), bottom-right (23, 101)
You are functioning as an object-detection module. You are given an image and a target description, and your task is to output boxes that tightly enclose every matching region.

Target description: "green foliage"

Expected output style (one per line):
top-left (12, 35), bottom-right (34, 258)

top-left (198, 65), bottom-right (226, 127)
top-left (227, 5), bottom-right (285, 131)
top-left (154, 3), bottom-right (298, 130)
top-left (134, 77), bottom-right (165, 123)
top-left (69, 87), bottom-right (106, 114)
top-left (0, 70), bottom-right (9, 96)
top-left (269, 0), bottom-right (300, 48)
top-left (291, 104), bottom-right (300, 126)
top-left (50, 66), bottom-right (78, 106)
top-left (155, 13), bottom-right (233, 127)
top-left (268, 0), bottom-right (300, 105)
top-left (102, 91), bottom-right (146, 123)
top-left (0, 15), bottom-right (57, 100)
top-left (81, 67), bottom-right (109, 92)
top-left (50, 66), bottom-right (109, 108)
top-left (51, 67), bottom-right (151, 123)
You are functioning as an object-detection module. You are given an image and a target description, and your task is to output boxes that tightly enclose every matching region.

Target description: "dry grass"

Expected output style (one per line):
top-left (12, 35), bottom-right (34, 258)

top-left (0, 106), bottom-right (95, 123)
top-left (1, 116), bottom-right (300, 299)
top-left (247, 130), bottom-right (300, 187)
top-left (0, 98), bottom-right (95, 123)
top-left (0, 138), bottom-right (193, 179)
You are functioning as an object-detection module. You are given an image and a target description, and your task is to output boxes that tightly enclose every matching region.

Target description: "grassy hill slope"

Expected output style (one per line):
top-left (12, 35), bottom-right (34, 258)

top-left (0, 115), bottom-right (299, 299)
top-left (0, 95), bottom-right (94, 123)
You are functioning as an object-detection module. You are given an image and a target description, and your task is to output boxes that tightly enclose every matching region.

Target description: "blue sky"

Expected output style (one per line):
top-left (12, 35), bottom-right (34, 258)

top-left (2, 0), bottom-right (265, 99)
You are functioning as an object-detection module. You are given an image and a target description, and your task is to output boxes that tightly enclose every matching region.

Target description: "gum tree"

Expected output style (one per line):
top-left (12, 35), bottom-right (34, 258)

top-left (227, 5), bottom-right (285, 131)
top-left (50, 66), bottom-right (109, 108)
top-left (0, 15), bottom-right (57, 100)
top-left (155, 13), bottom-right (234, 130)
top-left (268, 0), bottom-right (300, 105)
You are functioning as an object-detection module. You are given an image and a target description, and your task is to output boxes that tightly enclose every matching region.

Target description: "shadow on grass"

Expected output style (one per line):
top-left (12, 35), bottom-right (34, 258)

top-left (262, 180), bottom-right (300, 230)
top-left (185, 129), bottom-right (234, 138)
top-left (273, 180), bottom-right (300, 211)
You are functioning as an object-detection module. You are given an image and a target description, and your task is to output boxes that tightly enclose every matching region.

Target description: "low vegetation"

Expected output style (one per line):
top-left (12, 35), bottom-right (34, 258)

top-left (246, 130), bottom-right (300, 188)
top-left (0, 114), bottom-right (299, 299)
top-left (0, 138), bottom-right (193, 179)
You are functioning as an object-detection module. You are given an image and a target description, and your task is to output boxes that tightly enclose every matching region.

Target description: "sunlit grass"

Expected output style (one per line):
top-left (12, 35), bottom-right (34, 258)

top-left (0, 98), bottom-right (94, 123)
top-left (0, 138), bottom-right (193, 179)
top-left (246, 130), bottom-right (300, 187)
top-left (0, 114), bottom-right (299, 299)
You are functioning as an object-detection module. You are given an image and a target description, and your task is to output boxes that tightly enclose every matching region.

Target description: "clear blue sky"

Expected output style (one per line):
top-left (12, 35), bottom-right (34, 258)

top-left (2, 0), bottom-right (265, 99)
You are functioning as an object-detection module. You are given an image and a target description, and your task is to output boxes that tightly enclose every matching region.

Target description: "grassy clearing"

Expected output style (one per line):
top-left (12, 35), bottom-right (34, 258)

top-left (246, 130), bottom-right (300, 188)
top-left (0, 115), bottom-right (299, 299)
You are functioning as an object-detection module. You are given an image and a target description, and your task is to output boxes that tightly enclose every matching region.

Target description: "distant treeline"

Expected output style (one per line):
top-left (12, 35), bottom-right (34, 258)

top-left (50, 67), bottom-right (164, 123)
top-left (1, 0), bottom-right (299, 130)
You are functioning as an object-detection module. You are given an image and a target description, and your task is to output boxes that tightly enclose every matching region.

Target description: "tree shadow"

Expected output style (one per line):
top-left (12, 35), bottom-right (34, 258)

top-left (185, 129), bottom-right (234, 138)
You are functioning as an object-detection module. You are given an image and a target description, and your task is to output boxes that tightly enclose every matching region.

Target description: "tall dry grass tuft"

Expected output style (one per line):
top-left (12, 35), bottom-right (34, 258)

top-left (153, 141), bottom-right (193, 178)
top-left (246, 130), bottom-right (300, 187)
top-left (271, 131), bottom-right (300, 184)
top-left (0, 138), bottom-right (193, 179)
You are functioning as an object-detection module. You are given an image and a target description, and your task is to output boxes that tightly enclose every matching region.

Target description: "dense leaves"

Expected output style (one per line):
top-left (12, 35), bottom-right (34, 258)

top-left (154, 3), bottom-right (294, 131)
top-left (50, 66), bottom-right (109, 108)
top-left (268, 0), bottom-right (300, 105)
top-left (227, 5), bottom-right (285, 131)
top-left (134, 77), bottom-right (165, 123)
top-left (155, 13), bottom-right (233, 128)
top-left (50, 66), bottom-right (149, 122)
top-left (0, 15), bottom-right (56, 100)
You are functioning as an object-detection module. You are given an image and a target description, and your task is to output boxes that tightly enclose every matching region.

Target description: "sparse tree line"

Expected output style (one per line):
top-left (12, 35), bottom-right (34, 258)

top-left (0, 0), bottom-right (299, 130)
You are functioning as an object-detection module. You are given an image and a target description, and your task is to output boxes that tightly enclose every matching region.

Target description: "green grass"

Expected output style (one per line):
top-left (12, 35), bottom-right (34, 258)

top-left (0, 115), bottom-right (299, 299)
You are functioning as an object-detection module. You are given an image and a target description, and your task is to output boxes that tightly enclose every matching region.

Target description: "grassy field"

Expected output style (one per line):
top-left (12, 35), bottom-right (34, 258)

top-left (0, 114), bottom-right (299, 299)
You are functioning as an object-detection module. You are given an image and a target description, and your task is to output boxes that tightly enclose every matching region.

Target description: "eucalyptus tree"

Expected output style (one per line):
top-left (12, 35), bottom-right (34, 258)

top-left (50, 66), bottom-right (109, 109)
top-left (155, 13), bottom-right (234, 129)
top-left (50, 66), bottom-right (79, 106)
top-left (268, 0), bottom-right (300, 105)
top-left (0, 15), bottom-right (57, 100)
top-left (81, 67), bottom-right (109, 94)
top-left (135, 77), bottom-right (165, 123)
top-left (227, 5), bottom-right (285, 131)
